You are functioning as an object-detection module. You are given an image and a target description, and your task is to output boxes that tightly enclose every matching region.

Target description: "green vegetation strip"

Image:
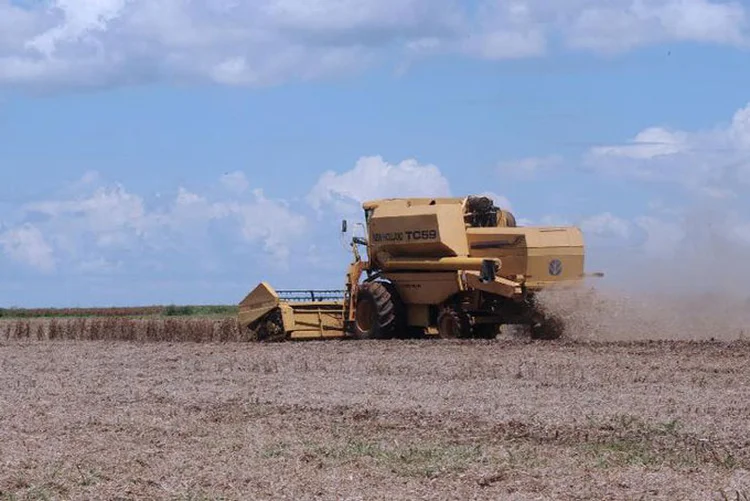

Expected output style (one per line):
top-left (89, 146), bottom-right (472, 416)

top-left (0, 305), bottom-right (238, 319)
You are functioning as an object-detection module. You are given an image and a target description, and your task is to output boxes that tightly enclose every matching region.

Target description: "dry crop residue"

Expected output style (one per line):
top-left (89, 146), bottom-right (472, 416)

top-left (0, 317), bottom-right (243, 342)
top-left (1, 339), bottom-right (749, 500)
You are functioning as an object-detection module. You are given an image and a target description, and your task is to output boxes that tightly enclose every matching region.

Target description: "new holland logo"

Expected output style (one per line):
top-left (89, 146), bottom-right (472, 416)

top-left (548, 259), bottom-right (563, 276)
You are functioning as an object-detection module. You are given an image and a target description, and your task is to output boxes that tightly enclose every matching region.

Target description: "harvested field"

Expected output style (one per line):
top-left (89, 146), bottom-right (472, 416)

top-left (1, 338), bottom-right (749, 500)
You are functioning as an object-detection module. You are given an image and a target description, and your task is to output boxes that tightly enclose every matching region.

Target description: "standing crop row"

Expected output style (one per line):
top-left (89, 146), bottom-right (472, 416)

top-left (0, 317), bottom-right (252, 342)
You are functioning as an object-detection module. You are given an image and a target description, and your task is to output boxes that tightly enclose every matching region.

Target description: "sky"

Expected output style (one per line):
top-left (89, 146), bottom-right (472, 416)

top-left (1, 0), bottom-right (750, 307)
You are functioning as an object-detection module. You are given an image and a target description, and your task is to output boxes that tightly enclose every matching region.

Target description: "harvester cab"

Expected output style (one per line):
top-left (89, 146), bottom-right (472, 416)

top-left (239, 195), bottom-right (595, 342)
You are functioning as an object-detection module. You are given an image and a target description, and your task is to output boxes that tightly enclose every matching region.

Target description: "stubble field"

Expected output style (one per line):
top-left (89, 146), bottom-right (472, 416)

top-left (1, 334), bottom-right (749, 500)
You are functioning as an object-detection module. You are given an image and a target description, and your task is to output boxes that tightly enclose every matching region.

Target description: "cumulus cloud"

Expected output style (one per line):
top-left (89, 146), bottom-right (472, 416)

top-left (589, 127), bottom-right (689, 160)
top-left (6, 171), bottom-right (308, 274)
top-left (0, 224), bottom-right (56, 272)
top-left (307, 155), bottom-right (452, 215)
top-left (219, 171), bottom-right (250, 194)
top-left (2, 0), bottom-right (464, 89)
top-left (24, 183), bottom-right (148, 252)
top-left (585, 101), bottom-right (750, 191)
top-left (456, 1), bottom-right (547, 60)
top-left (580, 212), bottom-right (632, 240)
top-left (232, 189), bottom-right (307, 262)
top-left (2, 0), bottom-right (748, 90)
top-left (564, 0), bottom-right (748, 53)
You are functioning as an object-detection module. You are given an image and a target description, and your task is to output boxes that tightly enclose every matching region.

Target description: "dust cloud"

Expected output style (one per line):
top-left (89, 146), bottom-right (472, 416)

top-left (536, 203), bottom-right (750, 342)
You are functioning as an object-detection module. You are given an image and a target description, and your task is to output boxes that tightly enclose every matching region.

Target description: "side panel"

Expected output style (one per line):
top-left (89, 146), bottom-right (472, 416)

top-left (368, 203), bottom-right (469, 258)
top-left (384, 272), bottom-right (461, 305)
top-left (465, 227), bottom-right (585, 286)
top-left (407, 304), bottom-right (430, 327)
top-left (280, 304), bottom-right (296, 330)
top-left (526, 228), bottom-right (584, 285)
top-left (526, 250), bottom-right (584, 285)
top-left (286, 302), bottom-right (347, 339)
top-left (468, 246), bottom-right (528, 277)
top-left (238, 282), bottom-right (280, 329)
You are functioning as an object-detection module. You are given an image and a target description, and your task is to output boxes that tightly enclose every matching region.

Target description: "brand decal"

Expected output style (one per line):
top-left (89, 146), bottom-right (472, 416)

top-left (548, 258), bottom-right (563, 276)
top-left (373, 229), bottom-right (438, 242)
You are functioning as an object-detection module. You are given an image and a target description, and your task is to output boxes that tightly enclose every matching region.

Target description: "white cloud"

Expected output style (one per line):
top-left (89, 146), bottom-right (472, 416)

top-left (458, 1), bottom-right (547, 60)
top-left (261, 0), bottom-right (463, 37)
top-left (584, 101), bottom-right (750, 191)
top-left (589, 127), bottom-right (689, 160)
top-left (163, 187), bottom-right (234, 239)
top-left (24, 183), bottom-right (148, 252)
top-left (0, 224), bottom-right (56, 272)
top-left (2, 0), bottom-right (748, 90)
top-left (729, 102), bottom-right (750, 149)
top-left (8, 171), bottom-right (309, 273)
top-left (2, 0), bottom-right (464, 89)
top-left (220, 171), bottom-right (250, 194)
top-left (232, 189), bottom-right (307, 262)
top-left (564, 0), bottom-right (748, 53)
top-left (307, 155), bottom-right (452, 214)
top-left (25, 0), bottom-right (130, 57)
top-left (162, 186), bottom-right (307, 262)
top-left (581, 212), bottom-right (632, 239)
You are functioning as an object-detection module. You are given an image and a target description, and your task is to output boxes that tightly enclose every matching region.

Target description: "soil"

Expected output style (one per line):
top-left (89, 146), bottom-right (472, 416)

top-left (1, 338), bottom-right (749, 500)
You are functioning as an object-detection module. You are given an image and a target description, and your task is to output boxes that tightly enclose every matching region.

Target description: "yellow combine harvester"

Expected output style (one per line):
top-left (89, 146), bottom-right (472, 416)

top-left (239, 195), bottom-right (597, 341)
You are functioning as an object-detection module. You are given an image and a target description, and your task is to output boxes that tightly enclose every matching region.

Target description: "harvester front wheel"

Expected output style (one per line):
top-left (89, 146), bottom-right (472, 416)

top-left (437, 307), bottom-right (472, 339)
top-left (353, 281), bottom-right (404, 339)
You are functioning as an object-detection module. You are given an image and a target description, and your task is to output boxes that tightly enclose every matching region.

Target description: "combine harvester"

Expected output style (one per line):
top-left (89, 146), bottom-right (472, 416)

top-left (238, 195), bottom-right (597, 341)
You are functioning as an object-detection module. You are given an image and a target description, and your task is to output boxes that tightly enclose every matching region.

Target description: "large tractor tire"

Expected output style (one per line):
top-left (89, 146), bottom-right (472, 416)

top-left (437, 306), bottom-right (473, 339)
top-left (353, 281), bottom-right (405, 339)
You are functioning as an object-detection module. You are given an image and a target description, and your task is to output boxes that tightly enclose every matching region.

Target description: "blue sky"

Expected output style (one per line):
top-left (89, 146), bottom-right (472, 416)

top-left (1, 0), bottom-right (750, 307)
